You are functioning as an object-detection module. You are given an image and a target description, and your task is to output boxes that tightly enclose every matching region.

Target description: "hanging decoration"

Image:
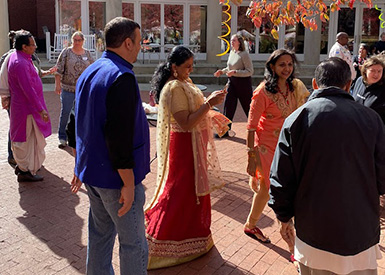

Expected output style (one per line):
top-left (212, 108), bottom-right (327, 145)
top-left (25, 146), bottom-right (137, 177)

top-left (217, 0), bottom-right (232, 56)
top-left (219, 0), bottom-right (373, 39)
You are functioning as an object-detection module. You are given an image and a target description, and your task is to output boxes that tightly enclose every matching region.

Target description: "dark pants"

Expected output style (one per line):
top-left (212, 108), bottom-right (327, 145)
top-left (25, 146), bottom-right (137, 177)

top-left (7, 108), bottom-right (13, 160)
top-left (223, 76), bottom-right (253, 128)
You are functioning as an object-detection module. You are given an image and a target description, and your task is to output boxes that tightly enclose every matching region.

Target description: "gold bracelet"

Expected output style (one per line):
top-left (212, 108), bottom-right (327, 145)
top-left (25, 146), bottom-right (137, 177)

top-left (205, 100), bottom-right (212, 109)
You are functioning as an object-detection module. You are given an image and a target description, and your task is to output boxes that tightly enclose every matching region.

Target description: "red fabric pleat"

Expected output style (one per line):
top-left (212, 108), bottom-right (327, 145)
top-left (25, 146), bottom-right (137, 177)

top-left (146, 131), bottom-right (211, 241)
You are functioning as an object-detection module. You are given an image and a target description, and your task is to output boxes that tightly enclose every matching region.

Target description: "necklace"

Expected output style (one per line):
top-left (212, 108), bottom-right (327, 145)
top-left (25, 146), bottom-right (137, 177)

top-left (277, 82), bottom-right (290, 105)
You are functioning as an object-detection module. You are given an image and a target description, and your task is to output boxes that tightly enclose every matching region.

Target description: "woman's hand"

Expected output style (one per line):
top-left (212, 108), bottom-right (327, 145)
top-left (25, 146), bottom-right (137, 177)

top-left (206, 90), bottom-right (227, 107)
top-left (49, 65), bottom-right (57, 74)
top-left (213, 70), bottom-right (223, 77)
top-left (247, 149), bottom-right (263, 177)
top-left (226, 70), bottom-right (236, 77)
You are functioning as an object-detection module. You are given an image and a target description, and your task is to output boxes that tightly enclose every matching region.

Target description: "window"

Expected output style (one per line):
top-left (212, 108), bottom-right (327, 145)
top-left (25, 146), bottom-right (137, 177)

top-left (164, 4), bottom-right (184, 47)
top-left (89, 1), bottom-right (106, 51)
top-left (189, 5), bottom-right (207, 53)
top-left (258, 16), bottom-right (277, 54)
top-left (362, 8), bottom-right (381, 53)
top-left (58, 0), bottom-right (81, 36)
top-left (237, 6), bottom-right (256, 53)
top-left (122, 3), bottom-right (134, 20)
top-left (141, 4), bottom-right (161, 46)
top-left (284, 24), bottom-right (304, 54)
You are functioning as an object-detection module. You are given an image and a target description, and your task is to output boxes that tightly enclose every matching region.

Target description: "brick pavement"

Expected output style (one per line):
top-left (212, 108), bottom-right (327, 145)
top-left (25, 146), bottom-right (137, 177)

top-left (1, 88), bottom-right (385, 275)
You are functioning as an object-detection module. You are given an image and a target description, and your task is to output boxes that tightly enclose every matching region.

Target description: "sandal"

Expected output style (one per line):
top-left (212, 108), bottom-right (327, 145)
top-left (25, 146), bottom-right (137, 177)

top-left (244, 226), bottom-right (271, 243)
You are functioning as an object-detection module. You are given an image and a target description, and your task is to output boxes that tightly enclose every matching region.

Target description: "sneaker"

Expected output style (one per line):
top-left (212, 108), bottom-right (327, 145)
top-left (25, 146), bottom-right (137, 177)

top-left (58, 139), bottom-right (67, 149)
top-left (17, 171), bottom-right (44, 182)
top-left (8, 158), bottom-right (17, 168)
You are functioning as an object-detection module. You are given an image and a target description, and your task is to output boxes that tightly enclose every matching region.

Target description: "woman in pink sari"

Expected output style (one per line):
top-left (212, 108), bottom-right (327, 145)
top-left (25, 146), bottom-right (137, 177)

top-left (145, 46), bottom-right (229, 269)
top-left (244, 49), bottom-right (309, 249)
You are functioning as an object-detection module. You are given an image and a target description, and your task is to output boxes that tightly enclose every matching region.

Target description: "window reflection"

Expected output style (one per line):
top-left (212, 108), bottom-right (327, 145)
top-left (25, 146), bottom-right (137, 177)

top-left (141, 4), bottom-right (160, 53)
top-left (258, 18), bottom-right (277, 54)
top-left (362, 8), bottom-right (380, 54)
top-left (320, 19), bottom-right (329, 54)
top-left (89, 1), bottom-right (106, 52)
top-left (237, 6), bottom-right (256, 53)
top-left (189, 5), bottom-right (207, 53)
top-left (59, 0), bottom-right (81, 36)
top-left (122, 3), bottom-right (134, 20)
top-left (164, 4), bottom-right (183, 52)
top-left (284, 24), bottom-right (304, 54)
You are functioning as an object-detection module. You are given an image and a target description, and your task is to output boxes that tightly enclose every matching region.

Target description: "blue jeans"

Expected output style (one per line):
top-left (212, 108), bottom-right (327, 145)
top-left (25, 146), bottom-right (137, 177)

top-left (85, 183), bottom-right (148, 275)
top-left (58, 89), bottom-right (75, 141)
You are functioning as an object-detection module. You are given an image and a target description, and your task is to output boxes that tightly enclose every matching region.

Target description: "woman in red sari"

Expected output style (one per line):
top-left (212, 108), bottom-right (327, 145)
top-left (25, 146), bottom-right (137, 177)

top-left (145, 46), bottom-right (229, 269)
top-left (244, 49), bottom-right (309, 251)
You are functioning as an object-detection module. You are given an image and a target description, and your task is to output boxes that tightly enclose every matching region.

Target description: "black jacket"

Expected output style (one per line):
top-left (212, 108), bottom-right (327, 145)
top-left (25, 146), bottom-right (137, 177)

top-left (269, 87), bottom-right (385, 256)
top-left (352, 76), bottom-right (385, 124)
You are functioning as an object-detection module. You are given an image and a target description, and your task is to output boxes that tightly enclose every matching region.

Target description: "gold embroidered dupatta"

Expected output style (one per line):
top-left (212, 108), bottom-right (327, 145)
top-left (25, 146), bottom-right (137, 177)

top-left (145, 80), bottom-right (225, 212)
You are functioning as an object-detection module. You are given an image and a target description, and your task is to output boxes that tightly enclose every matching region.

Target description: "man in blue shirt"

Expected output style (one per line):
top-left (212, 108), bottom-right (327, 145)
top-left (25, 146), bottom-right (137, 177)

top-left (75, 17), bottom-right (150, 274)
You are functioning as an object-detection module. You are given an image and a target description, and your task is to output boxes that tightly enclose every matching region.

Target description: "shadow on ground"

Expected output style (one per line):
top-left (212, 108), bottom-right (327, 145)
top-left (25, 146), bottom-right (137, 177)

top-left (17, 166), bottom-right (86, 271)
top-left (212, 170), bottom-right (274, 228)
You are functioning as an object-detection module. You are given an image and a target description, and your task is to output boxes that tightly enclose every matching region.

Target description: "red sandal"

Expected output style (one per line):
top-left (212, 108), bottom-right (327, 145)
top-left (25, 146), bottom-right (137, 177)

top-left (244, 226), bottom-right (271, 244)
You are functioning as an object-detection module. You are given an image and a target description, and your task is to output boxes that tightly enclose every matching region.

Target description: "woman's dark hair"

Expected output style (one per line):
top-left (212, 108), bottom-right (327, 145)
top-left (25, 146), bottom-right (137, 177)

top-left (150, 45), bottom-right (194, 103)
top-left (232, 33), bottom-right (245, 52)
top-left (359, 43), bottom-right (369, 56)
top-left (264, 48), bottom-right (298, 94)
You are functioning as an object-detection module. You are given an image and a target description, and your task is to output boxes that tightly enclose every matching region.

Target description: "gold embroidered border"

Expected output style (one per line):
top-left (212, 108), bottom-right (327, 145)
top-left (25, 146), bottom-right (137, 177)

top-left (147, 234), bottom-right (214, 258)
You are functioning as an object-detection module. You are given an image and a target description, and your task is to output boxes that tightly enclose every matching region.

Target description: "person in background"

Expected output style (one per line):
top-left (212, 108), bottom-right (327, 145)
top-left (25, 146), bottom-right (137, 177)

top-left (214, 33), bottom-right (253, 137)
top-left (145, 45), bottom-right (228, 269)
top-left (374, 32), bottom-right (385, 54)
top-left (7, 30), bottom-right (51, 182)
top-left (244, 49), bottom-right (309, 260)
top-left (75, 17), bottom-right (149, 274)
top-left (351, 56), bottom-right (385, 124)
top-left (269, 57), bottom-right (385, 274)
top-left (55, 31), bottom-right (94, 149)
top-left (329, 32), bottom-right (356, 81)
top-left (352, 43), bottom-right (369, 84)
top-left (0, 30), bottom-right (55, 168)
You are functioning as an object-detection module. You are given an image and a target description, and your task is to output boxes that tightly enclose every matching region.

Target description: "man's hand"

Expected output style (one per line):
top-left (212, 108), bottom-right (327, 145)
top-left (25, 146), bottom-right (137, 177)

top-left (117, 169), bottom-right (135, 217)
top-left (39, 109), bottom-right (49, 122)
top-left (280, 219), bottom-right (295, 254)
top-left (70, 174), bottom-right (82, 193)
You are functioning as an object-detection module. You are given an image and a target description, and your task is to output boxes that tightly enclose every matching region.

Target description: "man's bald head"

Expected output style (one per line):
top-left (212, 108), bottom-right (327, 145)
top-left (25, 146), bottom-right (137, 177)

top-left (336, 32), bottom-right (349, 46)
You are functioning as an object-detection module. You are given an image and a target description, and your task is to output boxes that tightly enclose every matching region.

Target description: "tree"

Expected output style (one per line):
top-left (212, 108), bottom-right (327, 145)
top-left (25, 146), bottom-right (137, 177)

top-left (221, 0), bottom-right (373, 39)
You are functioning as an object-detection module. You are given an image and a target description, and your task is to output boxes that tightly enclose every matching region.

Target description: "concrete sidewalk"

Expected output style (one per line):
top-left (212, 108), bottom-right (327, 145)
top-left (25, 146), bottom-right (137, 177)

top-left (1, 90), bottom-right (385, 275)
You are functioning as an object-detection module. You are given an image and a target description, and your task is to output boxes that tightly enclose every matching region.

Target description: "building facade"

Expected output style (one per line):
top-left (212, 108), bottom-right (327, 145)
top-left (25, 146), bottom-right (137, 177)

top-left (2, 0), bottom-right (385, 65)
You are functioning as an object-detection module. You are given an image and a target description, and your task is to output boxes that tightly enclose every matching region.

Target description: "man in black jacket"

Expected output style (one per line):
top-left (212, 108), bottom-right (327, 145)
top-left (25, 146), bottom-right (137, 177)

top-left (269, 57), bottom-right (385, 274)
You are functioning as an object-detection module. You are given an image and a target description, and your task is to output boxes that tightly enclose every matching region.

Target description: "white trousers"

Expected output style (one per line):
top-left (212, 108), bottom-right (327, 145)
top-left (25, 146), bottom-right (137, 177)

top-left (299, 263), bottom-right (377, 275)
top-left (12, 115), bottom-right (46, 175)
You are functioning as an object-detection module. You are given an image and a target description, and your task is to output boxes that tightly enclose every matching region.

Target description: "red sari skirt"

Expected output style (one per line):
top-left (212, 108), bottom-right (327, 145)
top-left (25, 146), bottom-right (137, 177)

top-left (145, 131), bottom-right (213, 269)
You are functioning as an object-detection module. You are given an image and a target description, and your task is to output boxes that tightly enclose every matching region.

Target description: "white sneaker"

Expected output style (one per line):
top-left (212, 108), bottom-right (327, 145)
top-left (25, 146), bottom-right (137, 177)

top-left (58, 139), bottom-right (67, 148)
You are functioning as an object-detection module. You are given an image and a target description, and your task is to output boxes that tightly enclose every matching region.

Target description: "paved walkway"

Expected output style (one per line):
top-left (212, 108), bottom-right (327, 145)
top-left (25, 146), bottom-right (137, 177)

top-left (1, 87), bottom-right (385, 275)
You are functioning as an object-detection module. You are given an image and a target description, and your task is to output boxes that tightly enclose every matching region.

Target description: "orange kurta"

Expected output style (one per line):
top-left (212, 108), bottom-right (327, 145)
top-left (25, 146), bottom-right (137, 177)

top-left (247, 80), bottom-right (309, 188)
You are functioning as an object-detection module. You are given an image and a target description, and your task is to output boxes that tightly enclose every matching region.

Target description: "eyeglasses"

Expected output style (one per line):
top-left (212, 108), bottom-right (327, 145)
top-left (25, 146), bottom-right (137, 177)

top-left (73, 39), bottom-right (84, 42)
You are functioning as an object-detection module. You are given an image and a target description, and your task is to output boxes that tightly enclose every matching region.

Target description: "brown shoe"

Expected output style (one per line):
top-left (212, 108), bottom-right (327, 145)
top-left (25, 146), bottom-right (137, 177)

top-left (17, 171), bottom-right (44, 182)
